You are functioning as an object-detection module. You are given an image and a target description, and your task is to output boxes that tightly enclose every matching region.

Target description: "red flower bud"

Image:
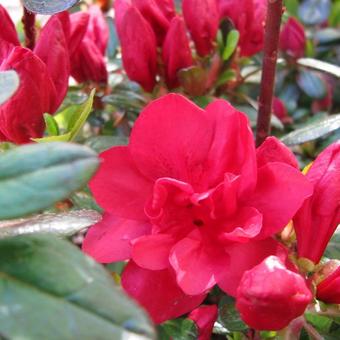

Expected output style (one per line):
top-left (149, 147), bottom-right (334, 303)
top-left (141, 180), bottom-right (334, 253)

top-left (0, 5), bottom-right (20, 47)
top-left (236, 256), bottom-right (312, 330)
top-left (115, 1), bottom-right (157, 92)
top-left (279, 18), bottom-right (306, 59)
top-left (182, 0), bottom-right (219, 56)
top-left (155, 0), bottom-right (176, 20)
top-left (272, 97), bottom-right (293, 125)
top-left (188, 305), bottom-right (218, 340)
top-left (162, 16), bottom-right (194, 88)
top-left (294, 142), bottom-right (340, 264)
top-left (218, 0), bottom-right (267, 56)
top-left (317, 263), bottom-right (340, 304)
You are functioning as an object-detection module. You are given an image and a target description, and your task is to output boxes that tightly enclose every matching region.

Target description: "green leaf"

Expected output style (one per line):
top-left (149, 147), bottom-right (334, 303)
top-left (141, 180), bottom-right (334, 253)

top-left (178, 66), bottom-right (207, 96)
top-left (85, 135), bottom-right (129, 153)
top-left (218, 296), bottom-right (248, 332)
top-left (216, 69), bottom-right (237, 87)
top-left (0, 210), bottom-right (101, 238)
top-left (222, 30), bottom-right (240, 61)
top-left (0, 142), bottom-right (99, 220)
top-left (0, 70), bottom-right (19, 105)
top-left (158, 318), bottom-right (198, 340)
top-left (280, 114), bottom-right (340, 145)
top-left (285, 0), bottom-right (299, 16)
top-left (0, 234), bottom-right (155, 339)
top-left (22, 0), bottom-right (80, 14)
top-left (44, 113), bottom-right (59, 136)
top-left (325, 229), bottom-right (340, 260)
top-left (34, 89), bottom-right (95, 143)
top-left (297, 58), bottom-right (340, 78)
top-left (297, 70), bottom-right (327, 99)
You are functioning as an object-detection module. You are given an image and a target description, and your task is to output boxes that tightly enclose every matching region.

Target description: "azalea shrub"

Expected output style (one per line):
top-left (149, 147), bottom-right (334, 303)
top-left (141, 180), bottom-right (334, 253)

top-left (0, 0), bottom-right (339, 339)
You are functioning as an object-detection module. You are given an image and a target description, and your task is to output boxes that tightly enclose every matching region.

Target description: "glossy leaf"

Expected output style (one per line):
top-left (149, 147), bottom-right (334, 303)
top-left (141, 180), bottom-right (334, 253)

top-left (297, 58), bottom-right (340, 78)
top-left (0, 70), bottom-right (20, 105)
top-left (0, 210), bottom-right (102, 239)
top-left (281, 114), bottom-right (340, 145)
top-left (85, 135), bottom-right (129, 153)
top-left (0, 142), bottom-right (99, 220)
top-left (158, 318), bottom-right (198, 340)
top-left (298, 0), bottom-right (331, 25)
top-left (297, 70), bottom-right (327, 99)
top-left (34, 89), bottom-right (95, 143)
top-left (22, 0), bottom-right (80, 14)
top-left (0, 234), bottom-right (155, 339)
top-left (324, 229), bottom-right (340, 260)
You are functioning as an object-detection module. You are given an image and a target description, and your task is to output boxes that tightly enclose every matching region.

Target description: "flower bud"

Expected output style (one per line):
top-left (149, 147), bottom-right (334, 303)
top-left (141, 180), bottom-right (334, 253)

top-left (188, 305), bottom-right (218, 340)
top-left (162, 16), bottom-right (193, 88)
top-left (182, 0), bottom-right (219, 56)
top-left (236, 256), bottom-right (312, 330)
top-left (316, 261), bottom-right (340, 304)
top-left (279, 17), bottom-right (306, 59)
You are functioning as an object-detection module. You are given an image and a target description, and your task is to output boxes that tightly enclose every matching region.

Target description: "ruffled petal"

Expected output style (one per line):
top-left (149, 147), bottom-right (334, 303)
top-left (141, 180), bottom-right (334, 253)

top-left (130, 94), bottom-right (214, 188)
top-left (218, 238), bottom-right (287, 296)
top-left (82, 213), bottom-right (151, 263)
top-left (122, 261), bottom-right (206, 324)
top-left (247, 162), bottom-right (313, 239)
top-left (170, 230), bottom-right (230, 295)
top-left (131, 234), bottom-right (175, 270)
top-left (89, 146), bottom-right (153, 220)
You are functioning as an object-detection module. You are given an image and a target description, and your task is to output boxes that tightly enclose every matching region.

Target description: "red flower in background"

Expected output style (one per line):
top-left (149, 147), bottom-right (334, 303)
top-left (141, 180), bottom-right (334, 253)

top-left (294, 142), bottom-right (340, 264)
top-left (279, 17), bottom-right (306, 59)
top-left (0, 5), bottom-right (69, 144)
top-left (317, 263), bottom-right (340, 304)
top-left (162, 16), bottom-right (194, 88)
top-left (182, 0), bottom-right (219, 56)
top-left (272, 97), bottom-right (293, 125)
top-left (188, 305), bottom-right (218, 340)
top-left (236, 256), bottom-right (312, 330)
top-left (115, 0), bottom-right (157, 92)
top-left (83, 94), bottom-right (312, 323)
top-left (218, 0), bottom-right (267, 56)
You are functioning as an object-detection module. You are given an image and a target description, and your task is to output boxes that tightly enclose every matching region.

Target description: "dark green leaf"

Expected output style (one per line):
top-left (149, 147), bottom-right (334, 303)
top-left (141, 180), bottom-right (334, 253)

top-left (0, 210), bottom-right (101, 238)
top-left (0, 234), bottom-right (155, 339)
top-left (298, 0), bottom-right (331, 25)
top-left (280, 114), bottom-right (340, 145)
top-left (324, 229), bottom-right (340, 260)
top-left (158, 318), bottom-right (198, 340)
top-left (297, 70), bottom-right (327, 99)
top-left (0, 70), bottom-right (19, 105)
top-left (0, 142), bottom-right (99, 219)
top-left (85, 135), bottom-right (129, 153)
top-left (22, 0), bottom-right (79, 14)
top-left (218, 296), bottom-right (248, 332)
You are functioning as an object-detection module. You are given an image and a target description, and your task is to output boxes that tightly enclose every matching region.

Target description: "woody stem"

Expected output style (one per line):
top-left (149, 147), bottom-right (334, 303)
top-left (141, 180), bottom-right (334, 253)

top-left (255, 0), bottom-right (283, 146)
top-left (22, 7), bottom-right (36, 50)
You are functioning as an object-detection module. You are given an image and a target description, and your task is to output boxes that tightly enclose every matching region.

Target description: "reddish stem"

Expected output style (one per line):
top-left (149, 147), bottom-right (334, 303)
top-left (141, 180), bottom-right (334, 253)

top-left (22, 7), bottom-right (36, 50)
top-left (255, 0), bottom-right (283, 146)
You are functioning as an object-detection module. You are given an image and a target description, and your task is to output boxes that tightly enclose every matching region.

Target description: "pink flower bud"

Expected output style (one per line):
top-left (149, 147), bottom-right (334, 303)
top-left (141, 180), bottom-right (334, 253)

top-left (236, 256), bottom-right (312, 330)
top-left (317, 262), bottom-right (340, 304)
top-left (162, 16), bottom-right (194, 88)
top-left (188, 305), bottom-right (218, 340)
top-left (279, 17), bottom-right (306, 59)
top-left (294, 142), bottom-right (340, 264)
top-left (115, 0), bottom-right (157, 91)
top-left (182, 0), bottom-right (219, 56)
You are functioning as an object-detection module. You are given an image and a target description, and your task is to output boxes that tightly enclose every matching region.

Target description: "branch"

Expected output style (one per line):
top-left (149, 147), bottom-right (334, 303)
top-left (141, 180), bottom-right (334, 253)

top-left (22, 7), bottom-right (36, 50)
top-left (256, 0), bottom-right (283, 146)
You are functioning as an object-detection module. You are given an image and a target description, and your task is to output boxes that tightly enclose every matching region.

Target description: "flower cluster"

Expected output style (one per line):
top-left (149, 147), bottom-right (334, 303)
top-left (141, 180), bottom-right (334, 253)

top-left (82, 93), bottom-right (340, 335)
top-left (114, 0), bottom-right (267, 92)
top-left (0, 5), bottom-right (108, 144)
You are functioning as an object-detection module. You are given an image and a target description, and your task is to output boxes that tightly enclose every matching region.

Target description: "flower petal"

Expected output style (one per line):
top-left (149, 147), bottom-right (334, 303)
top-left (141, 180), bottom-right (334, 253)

top-left (218, 238), bottom-right (287, 296)
top-left (83, 213), bottom-right (151, 263)
top-left (170, 230), bottom-right (230, 295)
top-left (122, 261), bottom-right (206, 324)
top-left (89, 146), bottom-right (153, 220)
top-left (130, 94), bottom-right (214, 188)
top-left (247, 162), bottom-right (313, 239)
top-left (188, 305), bottom-right (218, 340)
top-left (131, 234), bottom-right (175, 270)
top-left (0, 5), bottom-right (20, 47)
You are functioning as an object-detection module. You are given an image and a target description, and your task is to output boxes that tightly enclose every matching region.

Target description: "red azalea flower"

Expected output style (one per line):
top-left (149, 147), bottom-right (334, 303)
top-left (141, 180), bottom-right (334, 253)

top-left (317, 263), bottom-right (340, 304)
top-left (217, 0), bottom-right (267, 57)
top-left (162, 16), bottom-right (194, 88)
top-left (188, 305), bottom-right (218, 340)
top-left (182, 0), bottom-right (219, 57)
top-left (236, 256), bottom-right (312, 330)
top-left (115, 0), bottom-right (157, 92)
top-left (83, 94), bottom-right (312, 323)
top-left (0, 5), bottom-right (69, 144)
top-left (272, 97), bottom-right (293, 125)
top-left (294, 142), bottom-right (340, 264)
top-left (279, 17), bottom-right (306, 59)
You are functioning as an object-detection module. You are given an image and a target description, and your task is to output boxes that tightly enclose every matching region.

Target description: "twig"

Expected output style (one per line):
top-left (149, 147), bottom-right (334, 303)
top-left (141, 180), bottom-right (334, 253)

top-left (22, 7), bottom-right (36, 50)
top-left (255, 0), bottom-right (283, 146)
